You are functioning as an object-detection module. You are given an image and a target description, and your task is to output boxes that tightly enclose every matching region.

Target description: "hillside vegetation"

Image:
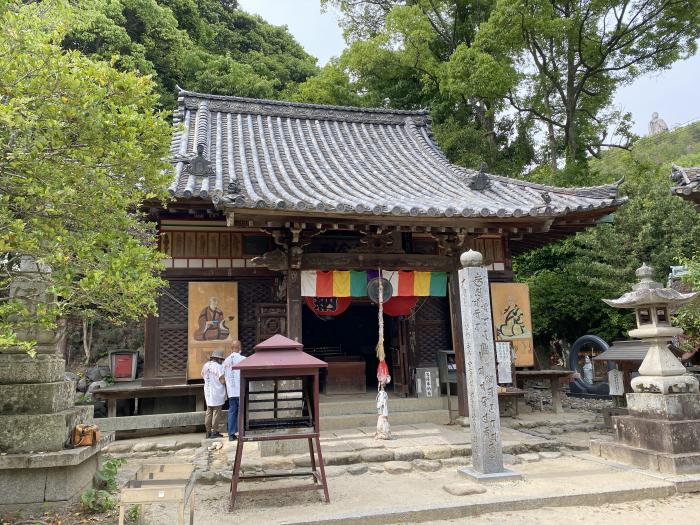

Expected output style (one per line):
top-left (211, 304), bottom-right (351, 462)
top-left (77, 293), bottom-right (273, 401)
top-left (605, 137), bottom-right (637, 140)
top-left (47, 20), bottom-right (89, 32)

top-left (515, 123), bottom-right (700, 349)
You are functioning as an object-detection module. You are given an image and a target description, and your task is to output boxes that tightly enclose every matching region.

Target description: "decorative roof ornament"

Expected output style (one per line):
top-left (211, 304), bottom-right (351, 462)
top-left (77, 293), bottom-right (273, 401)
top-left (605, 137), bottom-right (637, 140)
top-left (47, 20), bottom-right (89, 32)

top-left (183, 143), bottom-right (214, 180)
top-left (469, 162), bottom-right (491, 191)
top-left (541, 191), bottom-right (552, 205)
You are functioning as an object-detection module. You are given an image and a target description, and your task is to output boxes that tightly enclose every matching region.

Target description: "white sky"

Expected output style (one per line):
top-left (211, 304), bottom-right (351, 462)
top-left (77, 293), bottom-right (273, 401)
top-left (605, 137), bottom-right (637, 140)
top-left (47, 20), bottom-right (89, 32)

top-left (238, 0), bottom-right (700, 137)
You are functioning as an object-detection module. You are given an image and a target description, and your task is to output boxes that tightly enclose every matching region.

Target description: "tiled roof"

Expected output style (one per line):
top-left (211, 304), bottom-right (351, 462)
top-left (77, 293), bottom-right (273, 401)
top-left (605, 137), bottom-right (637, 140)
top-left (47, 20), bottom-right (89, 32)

top-left (671, 164), bottom-right (700, 200)
top-left (169, 89), bottom-right (623, 219)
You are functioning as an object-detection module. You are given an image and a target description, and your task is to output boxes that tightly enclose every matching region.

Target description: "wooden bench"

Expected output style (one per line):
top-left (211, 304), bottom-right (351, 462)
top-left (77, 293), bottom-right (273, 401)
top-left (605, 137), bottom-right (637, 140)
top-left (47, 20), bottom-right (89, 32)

top-left (515, 370), bottom-right (574, 414)
top-left (93, 381), bottom-right (205, 417)
top-left (119, 463), bottom-right (196, 525)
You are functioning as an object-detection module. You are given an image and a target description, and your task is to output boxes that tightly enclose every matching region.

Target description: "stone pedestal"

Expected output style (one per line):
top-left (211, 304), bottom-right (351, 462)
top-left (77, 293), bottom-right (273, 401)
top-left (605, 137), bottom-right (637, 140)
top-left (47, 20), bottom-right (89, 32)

top-left (592, 392), bottom-right (700, 474)
top-left (0, 352), bottom-right (106, 509)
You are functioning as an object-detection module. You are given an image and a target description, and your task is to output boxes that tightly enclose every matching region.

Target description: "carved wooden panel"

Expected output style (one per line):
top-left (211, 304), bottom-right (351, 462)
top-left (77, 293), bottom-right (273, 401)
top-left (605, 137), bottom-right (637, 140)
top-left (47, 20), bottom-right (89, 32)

top-left (414, 297), bottom-right (450, 367)
top-left (255, 303), bottom-right (287, 344)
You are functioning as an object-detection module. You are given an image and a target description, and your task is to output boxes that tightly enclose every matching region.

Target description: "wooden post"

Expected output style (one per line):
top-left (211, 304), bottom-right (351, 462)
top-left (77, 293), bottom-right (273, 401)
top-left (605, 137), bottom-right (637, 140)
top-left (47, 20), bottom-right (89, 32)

top-left (287, 268), bottom-right (302, 342)
top-left (448, 269), bottom-right (467, 417)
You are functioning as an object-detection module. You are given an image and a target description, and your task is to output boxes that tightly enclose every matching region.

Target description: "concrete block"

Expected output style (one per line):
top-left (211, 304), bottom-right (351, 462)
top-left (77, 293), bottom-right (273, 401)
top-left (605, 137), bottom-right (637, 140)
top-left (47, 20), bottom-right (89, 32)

top-left (613, 416), bottom-right (700, 454)
top-left (0, 354), bottom-right (64, 384)
top-left (0, 381), bottom-right (74, 415)
top-left (0, 405), bottom-right (92, 454)
top-left (627, 393), bottom-right (700, 421)
top-left (44, 453), bottom-right (99, 501)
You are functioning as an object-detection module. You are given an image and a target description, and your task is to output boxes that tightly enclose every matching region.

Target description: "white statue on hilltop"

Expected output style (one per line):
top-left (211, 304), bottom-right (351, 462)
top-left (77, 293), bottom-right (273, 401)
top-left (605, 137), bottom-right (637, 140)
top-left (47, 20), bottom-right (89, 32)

top-left (648, 112), bottom-right (669, 136)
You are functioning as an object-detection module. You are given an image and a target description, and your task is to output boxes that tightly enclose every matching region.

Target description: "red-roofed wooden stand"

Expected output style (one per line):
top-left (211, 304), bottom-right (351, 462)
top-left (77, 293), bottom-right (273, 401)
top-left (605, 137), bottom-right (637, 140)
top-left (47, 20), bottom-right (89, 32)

top-left (229, 334), bottom-right (330, 510)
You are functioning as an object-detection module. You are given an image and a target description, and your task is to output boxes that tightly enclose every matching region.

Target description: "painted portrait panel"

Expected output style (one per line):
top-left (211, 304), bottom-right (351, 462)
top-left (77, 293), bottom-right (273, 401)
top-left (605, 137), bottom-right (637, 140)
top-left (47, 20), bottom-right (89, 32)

top-left (187, 282), bottom-right (238, 379)
top-left (490, 283), bottom-right (534, 367)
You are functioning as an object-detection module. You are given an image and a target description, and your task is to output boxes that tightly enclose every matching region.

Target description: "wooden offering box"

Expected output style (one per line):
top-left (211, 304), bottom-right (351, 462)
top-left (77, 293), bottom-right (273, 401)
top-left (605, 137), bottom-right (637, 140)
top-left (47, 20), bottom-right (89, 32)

top-left (119, 463), bottom-right (195, 525)
top-left (229, 334), bottom-right (330, 510)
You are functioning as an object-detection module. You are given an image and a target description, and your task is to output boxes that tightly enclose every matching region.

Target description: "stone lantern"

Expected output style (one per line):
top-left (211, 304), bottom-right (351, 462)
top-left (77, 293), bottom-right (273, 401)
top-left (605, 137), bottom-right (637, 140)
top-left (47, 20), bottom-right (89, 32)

top-left (602, 263), bottom-right (699, 394)
top-left (591, 263), bottom-right (700, 474)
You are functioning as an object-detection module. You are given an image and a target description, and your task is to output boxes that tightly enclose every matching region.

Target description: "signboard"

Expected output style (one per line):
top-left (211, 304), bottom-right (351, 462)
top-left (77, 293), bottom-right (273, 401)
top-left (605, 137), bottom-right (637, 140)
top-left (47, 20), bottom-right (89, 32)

top-left (608, 369), bottom-right (625, 396)
top-left (187, 282), bottom-right (239, 379)
top-left (495, 342), bottom-right (513, 384)
top-left (490, 283), bottom-right (535, 367)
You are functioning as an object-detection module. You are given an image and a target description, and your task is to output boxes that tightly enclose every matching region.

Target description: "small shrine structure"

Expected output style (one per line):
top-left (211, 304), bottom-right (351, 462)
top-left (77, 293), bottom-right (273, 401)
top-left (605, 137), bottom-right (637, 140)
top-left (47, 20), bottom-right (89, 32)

top-left (591, 264), bottom-right (700, 473)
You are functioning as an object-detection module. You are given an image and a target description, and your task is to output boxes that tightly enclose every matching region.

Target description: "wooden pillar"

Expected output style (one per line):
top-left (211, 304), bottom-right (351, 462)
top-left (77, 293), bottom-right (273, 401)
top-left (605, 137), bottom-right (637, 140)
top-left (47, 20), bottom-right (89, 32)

top-left (287, 268), bottom-right (302, 342)
top-left (448, 269), bottom-right (467, 417)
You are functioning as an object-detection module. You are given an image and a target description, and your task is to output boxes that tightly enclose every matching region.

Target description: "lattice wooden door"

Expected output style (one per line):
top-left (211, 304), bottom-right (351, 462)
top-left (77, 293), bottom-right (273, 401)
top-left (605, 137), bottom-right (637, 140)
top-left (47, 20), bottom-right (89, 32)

top-left (414, 298), bottom-right (451, 368)
top-left (156, 281), bottom-right (189, 377)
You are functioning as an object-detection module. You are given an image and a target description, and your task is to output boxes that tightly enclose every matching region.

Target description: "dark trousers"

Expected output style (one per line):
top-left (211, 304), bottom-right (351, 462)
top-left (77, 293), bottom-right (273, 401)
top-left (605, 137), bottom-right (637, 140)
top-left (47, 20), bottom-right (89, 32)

top-left (228, 397), bottom-right (239, 437)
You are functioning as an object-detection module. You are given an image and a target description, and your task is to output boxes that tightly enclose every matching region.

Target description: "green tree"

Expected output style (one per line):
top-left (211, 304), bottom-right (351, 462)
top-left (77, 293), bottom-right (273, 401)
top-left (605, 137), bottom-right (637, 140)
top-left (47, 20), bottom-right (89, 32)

top-left (476, 0), bottom-right (700, 171)
top-left (516, 138), bottom-right (700, 346)
top-left (64, 0), bottom-right (319, 107)
top-left (0, 1), bottom-right (172, 351)
top-left (321, 0), bottom-right (535, 176)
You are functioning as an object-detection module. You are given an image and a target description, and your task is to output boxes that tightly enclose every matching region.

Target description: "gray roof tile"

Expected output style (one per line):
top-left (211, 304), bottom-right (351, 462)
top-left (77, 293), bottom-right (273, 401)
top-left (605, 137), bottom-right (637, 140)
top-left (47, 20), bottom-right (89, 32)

top-left (169, 89), bottom-right (623, 218)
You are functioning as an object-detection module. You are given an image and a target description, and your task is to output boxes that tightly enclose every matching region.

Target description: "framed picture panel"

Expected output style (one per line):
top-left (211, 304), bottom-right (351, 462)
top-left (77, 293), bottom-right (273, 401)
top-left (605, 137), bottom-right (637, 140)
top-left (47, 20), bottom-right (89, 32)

top-left (187, 282), bottom-right (239, 379)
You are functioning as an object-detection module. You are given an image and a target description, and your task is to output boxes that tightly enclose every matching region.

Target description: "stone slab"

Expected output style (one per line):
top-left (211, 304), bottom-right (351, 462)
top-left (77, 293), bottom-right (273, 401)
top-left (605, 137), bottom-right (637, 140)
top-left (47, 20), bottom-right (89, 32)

top-left (0, 405), bottom-right (92, 454)
top-left (0, 353), bottom-right (64, 384)
top-left (0, 380), bottom-right (74, 415)
top-left (594, 439), bottom-right (700, 475)
top-left (260, 438), bottom-right (308, 457)
top-left (613, 415), bottom-right (700, 454)
top-left (626, 393), bottom-right (700, 421)
top-left (443, 482), bottom-right (487, 496)
top-left (458, 466), bottom-right (523, 482)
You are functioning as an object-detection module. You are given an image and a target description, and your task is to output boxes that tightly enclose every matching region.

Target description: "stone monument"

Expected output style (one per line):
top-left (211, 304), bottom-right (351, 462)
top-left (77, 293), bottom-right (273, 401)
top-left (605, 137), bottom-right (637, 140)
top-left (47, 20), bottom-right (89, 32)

top-left (0, 258), bottom-right (108, 510)
top-left (457, 250), bottom-right (521, 481)
top-left (648, 112), bottom-right (669, 136)
top-left (591, 263), bottom-right (700, 474)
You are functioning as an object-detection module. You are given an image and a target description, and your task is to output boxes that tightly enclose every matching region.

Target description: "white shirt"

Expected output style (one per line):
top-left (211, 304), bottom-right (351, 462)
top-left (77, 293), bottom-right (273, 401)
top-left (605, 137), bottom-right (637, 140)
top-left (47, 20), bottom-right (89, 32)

top-left (201, 361), bottom-right (226, 406)
top-left (223, 352), bottom-right (246, 398)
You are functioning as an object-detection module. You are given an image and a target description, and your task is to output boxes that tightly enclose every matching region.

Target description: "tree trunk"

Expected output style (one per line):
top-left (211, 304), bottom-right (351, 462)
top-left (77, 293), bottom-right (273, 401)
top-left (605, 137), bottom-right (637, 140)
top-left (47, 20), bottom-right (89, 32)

top-left (82, 318), bottom-right (94, 363)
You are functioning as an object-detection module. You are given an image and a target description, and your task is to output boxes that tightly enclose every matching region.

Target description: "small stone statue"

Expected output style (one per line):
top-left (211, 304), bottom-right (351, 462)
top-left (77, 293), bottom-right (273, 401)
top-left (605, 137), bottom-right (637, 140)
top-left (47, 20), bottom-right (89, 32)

top-left (648, 112), bottom-right (669, 136)
top-left (583, 355), bottom-right (594, 384)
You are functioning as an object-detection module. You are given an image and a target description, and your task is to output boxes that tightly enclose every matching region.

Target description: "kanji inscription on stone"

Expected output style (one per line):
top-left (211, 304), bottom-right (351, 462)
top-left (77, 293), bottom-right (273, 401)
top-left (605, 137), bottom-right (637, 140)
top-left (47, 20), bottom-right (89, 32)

top-left (457, 250), bottom-right (521, 481)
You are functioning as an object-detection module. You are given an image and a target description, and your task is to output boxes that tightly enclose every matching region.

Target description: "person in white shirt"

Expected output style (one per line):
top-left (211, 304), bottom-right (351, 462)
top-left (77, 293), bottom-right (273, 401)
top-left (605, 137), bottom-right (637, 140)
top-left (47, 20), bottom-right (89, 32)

top-left (201, 349), bottom-right (226, 439)
top-left (223, 340), bottom-right (246, 441)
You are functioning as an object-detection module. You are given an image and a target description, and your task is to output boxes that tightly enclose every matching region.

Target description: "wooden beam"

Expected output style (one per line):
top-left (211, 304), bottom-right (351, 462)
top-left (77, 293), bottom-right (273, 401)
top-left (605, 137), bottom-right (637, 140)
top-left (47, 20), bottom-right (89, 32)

top-left (448, 270), bottom-right (467, 417)
top-left (287, 268), bottom-right (302, 343)
top-left (300, 253), bottom-right (456, 271)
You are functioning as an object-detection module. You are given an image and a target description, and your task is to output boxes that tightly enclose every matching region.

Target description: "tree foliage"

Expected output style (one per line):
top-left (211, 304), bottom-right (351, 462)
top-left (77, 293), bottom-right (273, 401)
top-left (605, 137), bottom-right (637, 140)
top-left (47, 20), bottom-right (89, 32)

top-left (516, 129), bottom-right (700, 346)
top-left (476, 0), bottom-right (700, 170)
top-left (314, 0), bottom-right (535, 176)
top-left (0, 1), bottom-right (172, 351)
top-left (64, 0), bottom-right (319, 107)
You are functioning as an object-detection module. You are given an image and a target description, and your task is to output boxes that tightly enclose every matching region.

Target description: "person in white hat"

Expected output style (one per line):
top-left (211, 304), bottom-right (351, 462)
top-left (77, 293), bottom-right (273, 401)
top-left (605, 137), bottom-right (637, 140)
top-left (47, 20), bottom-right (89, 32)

top-left (201, 349), bottom-right (226, 438)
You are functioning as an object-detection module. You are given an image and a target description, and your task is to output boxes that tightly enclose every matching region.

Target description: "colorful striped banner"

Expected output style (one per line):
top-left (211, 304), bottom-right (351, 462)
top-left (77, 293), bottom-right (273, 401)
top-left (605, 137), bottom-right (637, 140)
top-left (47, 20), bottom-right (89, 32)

top-left (382, 270), bottom-right (447, 297)
top-left (301, 270), bottom-right (447, 297)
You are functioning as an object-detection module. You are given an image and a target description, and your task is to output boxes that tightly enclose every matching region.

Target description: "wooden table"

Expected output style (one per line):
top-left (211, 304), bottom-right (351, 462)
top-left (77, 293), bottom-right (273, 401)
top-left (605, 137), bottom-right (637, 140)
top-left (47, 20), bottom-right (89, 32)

top-left (324, 357), bottom-right (366, 394)
top-left (515, 370), bottom-right (574, 414)
top-left (119, 463), bottom-right (195, 525)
